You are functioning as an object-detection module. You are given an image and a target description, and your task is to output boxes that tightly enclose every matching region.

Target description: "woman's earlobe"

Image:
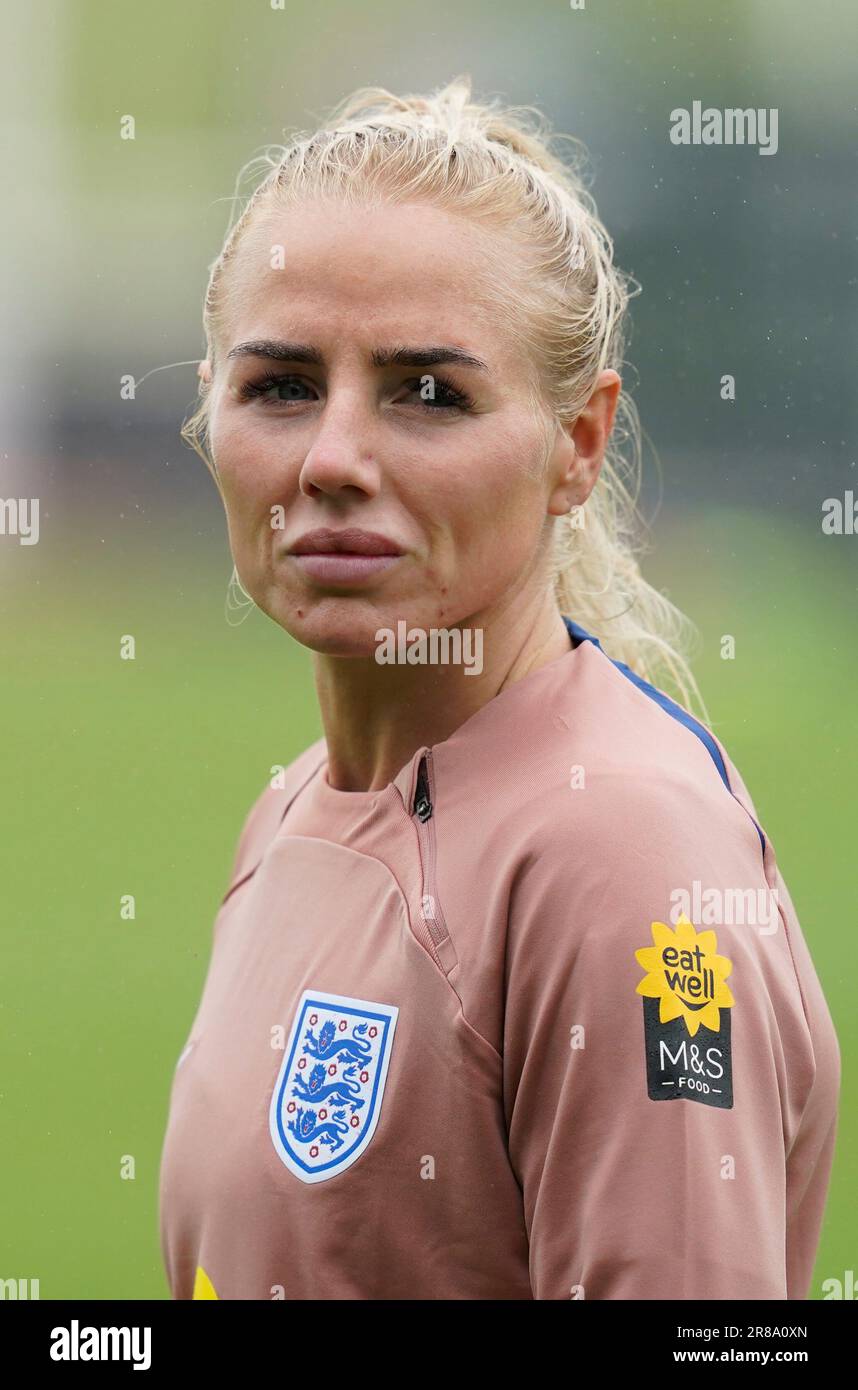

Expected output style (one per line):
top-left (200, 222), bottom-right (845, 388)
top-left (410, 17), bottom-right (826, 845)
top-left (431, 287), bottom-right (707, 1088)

top-left (198, 359), bottom-right (213, 385)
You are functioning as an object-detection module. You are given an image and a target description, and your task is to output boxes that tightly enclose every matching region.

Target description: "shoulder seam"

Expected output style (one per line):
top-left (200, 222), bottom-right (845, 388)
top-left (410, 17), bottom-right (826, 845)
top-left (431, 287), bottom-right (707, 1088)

top-left (220, 749), bottom-right (327, 907)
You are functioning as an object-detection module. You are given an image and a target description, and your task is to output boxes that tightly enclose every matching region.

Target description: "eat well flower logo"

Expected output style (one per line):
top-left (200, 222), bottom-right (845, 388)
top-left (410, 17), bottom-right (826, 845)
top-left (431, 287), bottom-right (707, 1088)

top-left (635, 913), bottom-right (734, 1038)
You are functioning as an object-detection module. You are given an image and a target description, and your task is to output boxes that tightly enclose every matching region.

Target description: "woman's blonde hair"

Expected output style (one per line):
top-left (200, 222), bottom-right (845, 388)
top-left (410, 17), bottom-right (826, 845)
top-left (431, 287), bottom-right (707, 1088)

top-left (182, 74), bottom-right (704, 713)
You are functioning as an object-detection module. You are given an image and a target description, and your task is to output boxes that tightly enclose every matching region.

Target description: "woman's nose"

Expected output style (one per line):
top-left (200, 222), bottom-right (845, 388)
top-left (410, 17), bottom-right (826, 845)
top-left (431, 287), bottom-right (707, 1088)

top-left (297, 389), bottom-right (383, 499)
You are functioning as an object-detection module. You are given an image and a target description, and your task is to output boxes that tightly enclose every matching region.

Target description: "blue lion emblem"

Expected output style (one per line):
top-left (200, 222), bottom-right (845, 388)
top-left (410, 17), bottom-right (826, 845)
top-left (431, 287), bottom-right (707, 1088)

top-left (290, 1061), bottom-right (366, 1111)
top-left (269, 990), bottom-right (399, 1184)
top-left (288, 1105), bottom-right (351, 1152)
top-left (302, 1019), bottom-right (373, 1065)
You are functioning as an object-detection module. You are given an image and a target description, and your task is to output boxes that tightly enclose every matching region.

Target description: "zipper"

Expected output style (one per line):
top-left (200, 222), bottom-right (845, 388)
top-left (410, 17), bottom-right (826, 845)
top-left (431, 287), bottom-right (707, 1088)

top-left (411, 750), bottom-right (454, 965)
top-left (414, 757), bottom-right (433, 822)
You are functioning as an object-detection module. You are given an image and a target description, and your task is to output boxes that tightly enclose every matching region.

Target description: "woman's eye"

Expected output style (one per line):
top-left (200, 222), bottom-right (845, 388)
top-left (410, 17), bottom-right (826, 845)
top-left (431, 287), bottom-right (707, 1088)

top-left (237, 372), bottom-right (473, 412)
top-left (401, 377), bottom-right (473, 411)
top-left (239, 374), bottom-right (317, 405)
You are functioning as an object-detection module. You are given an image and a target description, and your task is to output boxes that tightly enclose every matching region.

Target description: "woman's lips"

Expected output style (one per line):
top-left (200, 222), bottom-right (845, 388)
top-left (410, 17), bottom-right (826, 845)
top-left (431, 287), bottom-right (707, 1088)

top-left (286, 527), bottom-right (405, 585)
top-left (289, 553), bottom-right (402, 584)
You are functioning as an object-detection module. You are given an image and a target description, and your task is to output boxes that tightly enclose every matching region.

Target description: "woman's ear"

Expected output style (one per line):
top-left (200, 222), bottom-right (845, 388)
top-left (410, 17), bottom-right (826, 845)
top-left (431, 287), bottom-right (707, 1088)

top-left (546, 369), bottom-right (622, 514)
top-left (198, 359), bottom-right (213, 385)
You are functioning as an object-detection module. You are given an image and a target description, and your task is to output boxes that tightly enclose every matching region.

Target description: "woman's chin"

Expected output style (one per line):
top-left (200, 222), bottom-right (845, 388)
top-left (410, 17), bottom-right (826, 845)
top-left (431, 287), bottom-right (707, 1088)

top-left (271, 603), bottom-right (399, 659)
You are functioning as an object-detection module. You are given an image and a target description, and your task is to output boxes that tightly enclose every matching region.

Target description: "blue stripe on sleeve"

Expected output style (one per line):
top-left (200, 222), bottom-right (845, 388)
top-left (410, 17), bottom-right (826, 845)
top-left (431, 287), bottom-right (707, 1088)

top-left (563, 615), bottom-right (767, 856)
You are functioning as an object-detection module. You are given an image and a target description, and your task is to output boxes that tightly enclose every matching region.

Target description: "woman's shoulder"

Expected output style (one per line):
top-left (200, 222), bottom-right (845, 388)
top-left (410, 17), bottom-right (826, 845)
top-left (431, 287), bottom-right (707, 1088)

top-left (499, 709), bottom-right (765, 886)
top-left (224, 738), bottom-right (327, 892)
top-left (504, 751), bottom-right (765, 936)
top-left (515, 637), bottom-right (768, 870)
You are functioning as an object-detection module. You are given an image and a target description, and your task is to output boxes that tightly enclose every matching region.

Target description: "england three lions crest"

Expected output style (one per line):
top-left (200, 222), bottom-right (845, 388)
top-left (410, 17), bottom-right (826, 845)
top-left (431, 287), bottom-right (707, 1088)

top-left (269, 989), bottom-right (399, 1184)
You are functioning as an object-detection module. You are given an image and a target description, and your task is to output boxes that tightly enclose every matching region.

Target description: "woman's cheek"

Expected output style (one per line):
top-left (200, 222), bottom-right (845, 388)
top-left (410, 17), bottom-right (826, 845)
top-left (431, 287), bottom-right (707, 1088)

top-left (214, 465), bottom-right (271, 581)
top-left (212, 425), bottom-right (273, 536)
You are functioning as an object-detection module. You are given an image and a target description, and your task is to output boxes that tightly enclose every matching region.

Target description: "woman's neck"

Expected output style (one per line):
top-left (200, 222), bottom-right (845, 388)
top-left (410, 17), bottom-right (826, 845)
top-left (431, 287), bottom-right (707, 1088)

top-left (315, 594), bottom-right (572, 792)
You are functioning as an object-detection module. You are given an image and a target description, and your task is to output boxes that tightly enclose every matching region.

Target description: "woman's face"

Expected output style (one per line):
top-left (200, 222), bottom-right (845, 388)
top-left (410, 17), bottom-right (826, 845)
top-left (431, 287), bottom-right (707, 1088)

top-left (208, 198), bottom-right (581, 656)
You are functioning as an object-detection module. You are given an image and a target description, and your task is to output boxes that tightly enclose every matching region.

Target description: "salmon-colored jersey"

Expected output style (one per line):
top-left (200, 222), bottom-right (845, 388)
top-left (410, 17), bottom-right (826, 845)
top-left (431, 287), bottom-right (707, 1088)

top-left (158, 617), bottom-right (840, 1300)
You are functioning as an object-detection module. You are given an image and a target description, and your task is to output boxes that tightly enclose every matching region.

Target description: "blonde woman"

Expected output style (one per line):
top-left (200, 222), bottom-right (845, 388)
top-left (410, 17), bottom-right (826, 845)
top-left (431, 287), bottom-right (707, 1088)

top-left (159, 77), bottom-right (839, 1301)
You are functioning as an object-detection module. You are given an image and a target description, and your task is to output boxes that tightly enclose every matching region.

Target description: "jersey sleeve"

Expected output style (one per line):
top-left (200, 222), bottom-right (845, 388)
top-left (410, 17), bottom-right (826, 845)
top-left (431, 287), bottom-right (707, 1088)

top-left (219, 782), bottom-right (285, 904)
top-left (218, 740), bottom-right (329, 908)
top-left (501, 768), bottom-right (838, 1300)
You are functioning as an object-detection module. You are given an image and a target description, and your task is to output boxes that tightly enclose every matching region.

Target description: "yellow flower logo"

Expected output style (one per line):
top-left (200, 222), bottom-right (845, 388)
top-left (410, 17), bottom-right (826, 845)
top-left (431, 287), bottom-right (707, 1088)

top-left (635, 913), bottom-right (734, 1037)
top-left (193, 1265), bottom-right (219, 1300)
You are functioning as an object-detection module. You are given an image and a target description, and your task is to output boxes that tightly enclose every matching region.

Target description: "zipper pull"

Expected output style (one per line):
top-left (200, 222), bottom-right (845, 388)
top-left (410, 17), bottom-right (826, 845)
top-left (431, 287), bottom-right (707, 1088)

top-left (413, 755), bottom-right (433, 821)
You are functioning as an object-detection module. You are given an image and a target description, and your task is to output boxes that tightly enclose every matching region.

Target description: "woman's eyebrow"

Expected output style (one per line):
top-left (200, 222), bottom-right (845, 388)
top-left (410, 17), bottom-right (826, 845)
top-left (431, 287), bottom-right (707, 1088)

top-left (226, 339), bottom-right (490, 372)
top-left (373, 344), bottom-right (490, 372)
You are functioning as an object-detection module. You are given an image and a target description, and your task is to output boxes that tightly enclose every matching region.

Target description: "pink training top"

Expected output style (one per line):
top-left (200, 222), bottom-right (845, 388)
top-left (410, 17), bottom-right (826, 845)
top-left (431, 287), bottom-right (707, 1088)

top-left (158, 619), bottom-right (840, 1300)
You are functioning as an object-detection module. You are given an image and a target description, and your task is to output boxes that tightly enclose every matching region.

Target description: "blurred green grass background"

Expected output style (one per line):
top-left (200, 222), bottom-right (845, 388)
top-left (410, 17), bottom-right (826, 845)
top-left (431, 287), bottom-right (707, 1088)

top-left (3, 0), bottom-right (855, 1303)
top-left (0, 506), bottom-right (854, 1298)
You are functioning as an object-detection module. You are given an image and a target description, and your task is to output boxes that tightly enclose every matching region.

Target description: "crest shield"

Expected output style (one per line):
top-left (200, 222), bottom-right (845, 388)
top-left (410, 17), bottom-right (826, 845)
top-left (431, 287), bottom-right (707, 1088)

top-left (269, 988), bottom-right (399, 1183)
